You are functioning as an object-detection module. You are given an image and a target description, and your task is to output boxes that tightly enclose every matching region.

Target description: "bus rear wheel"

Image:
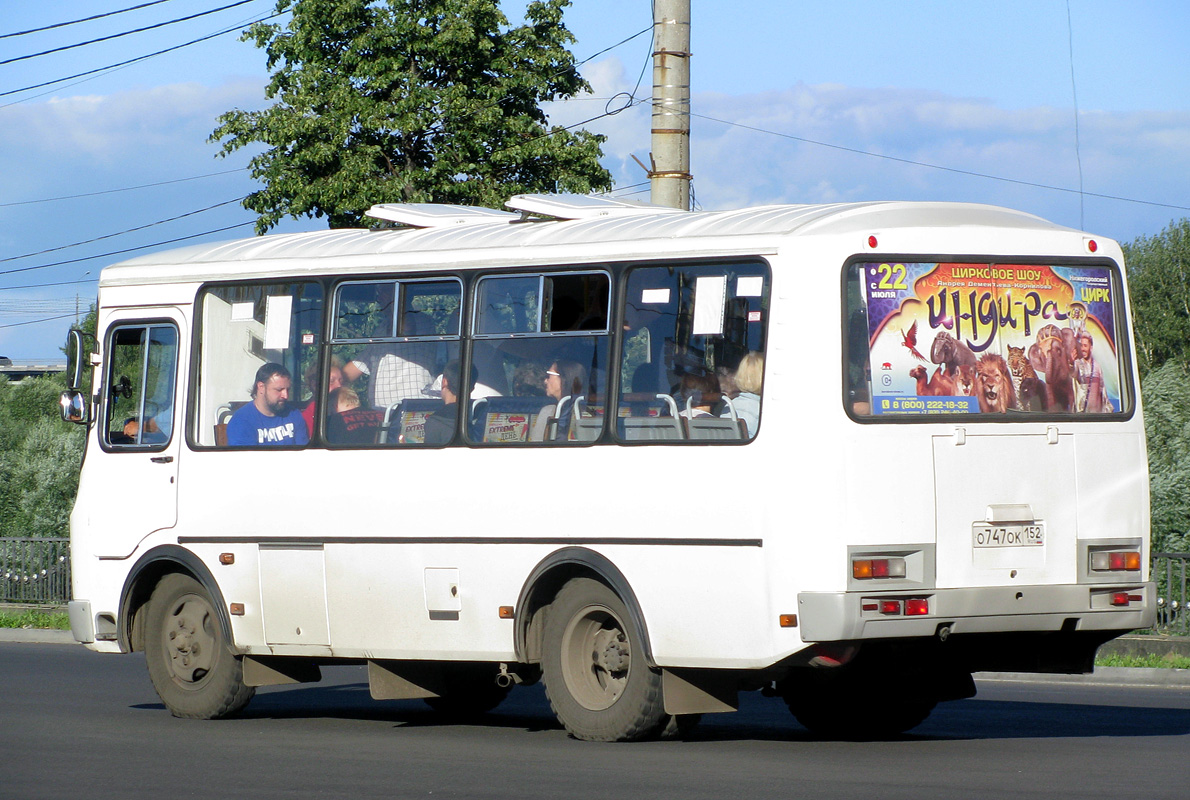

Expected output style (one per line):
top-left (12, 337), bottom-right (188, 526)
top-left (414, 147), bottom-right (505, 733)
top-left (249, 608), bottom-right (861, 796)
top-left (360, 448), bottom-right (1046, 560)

top-left (144, 573), bottom-right (254, 720)
top-left (541, 577), bottom-right (668, 742)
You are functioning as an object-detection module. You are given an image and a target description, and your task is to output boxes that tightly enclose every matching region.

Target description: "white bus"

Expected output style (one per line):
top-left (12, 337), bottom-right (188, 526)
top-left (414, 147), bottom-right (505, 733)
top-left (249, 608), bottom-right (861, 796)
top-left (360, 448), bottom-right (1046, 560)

top-left (61, 194), bottom-right (1154, 741)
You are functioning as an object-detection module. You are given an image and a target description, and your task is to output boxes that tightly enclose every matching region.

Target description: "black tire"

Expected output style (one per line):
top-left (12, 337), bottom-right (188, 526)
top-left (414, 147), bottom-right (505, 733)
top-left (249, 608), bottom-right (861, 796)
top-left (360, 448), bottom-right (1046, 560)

top-left (423, 663), bottom-right (511, 718)
top-left (781, 670), bottom-right (934, 740)
top-left (541, 577), bottom-right (668, 742)
top-left (144, 573), bottom-right (254, 720)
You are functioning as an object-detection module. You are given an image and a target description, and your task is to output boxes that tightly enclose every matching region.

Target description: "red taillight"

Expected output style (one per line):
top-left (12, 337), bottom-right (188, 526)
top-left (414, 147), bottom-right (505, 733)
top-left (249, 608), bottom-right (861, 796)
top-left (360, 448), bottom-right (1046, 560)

top-left (1110, 592), bottom-right (1143, 607)
top-left (904, 598), bottom-right (929, 616)
top-left (879, 600), bottom-right (902, 615)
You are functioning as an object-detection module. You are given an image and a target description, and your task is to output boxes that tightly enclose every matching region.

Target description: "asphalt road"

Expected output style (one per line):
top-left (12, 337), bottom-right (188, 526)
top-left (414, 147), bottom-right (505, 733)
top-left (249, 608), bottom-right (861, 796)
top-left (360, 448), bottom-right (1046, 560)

top-left (4, 641), bottom-right (1190, 800)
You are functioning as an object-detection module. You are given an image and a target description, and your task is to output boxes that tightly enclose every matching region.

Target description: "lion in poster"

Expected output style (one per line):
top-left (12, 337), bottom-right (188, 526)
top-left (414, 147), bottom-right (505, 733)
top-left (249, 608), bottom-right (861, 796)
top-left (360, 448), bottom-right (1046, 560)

top-left (974, 353), bottom-right (1015, 413)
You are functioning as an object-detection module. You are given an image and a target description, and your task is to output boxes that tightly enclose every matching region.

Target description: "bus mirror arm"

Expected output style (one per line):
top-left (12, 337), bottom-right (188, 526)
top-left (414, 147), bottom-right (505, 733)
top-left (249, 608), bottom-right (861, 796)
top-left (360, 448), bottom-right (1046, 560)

top-left (60, 327), bottom-right (98, 426)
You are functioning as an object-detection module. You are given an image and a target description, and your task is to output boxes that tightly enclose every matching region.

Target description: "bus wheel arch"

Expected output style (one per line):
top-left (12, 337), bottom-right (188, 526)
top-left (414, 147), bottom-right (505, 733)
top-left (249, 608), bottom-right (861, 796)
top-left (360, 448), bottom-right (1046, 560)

top-left (514, 547), bottom-right (655, 669)
top-left (119, 545), bottom-right (234, 655)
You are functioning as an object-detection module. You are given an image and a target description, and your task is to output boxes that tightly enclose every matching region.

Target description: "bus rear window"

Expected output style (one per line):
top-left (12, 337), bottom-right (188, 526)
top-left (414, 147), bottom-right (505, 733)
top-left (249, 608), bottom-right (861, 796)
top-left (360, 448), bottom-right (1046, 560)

top-left (844, 260), bottom-right (1130, 419)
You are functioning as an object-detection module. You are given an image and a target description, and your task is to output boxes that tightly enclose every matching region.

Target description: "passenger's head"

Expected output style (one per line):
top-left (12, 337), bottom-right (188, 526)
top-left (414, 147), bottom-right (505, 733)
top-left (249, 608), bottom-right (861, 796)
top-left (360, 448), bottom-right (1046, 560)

top-left (545, 359), bottom-right (587, 400)
top-left (734, 352), bottom-right (764, 395)
top-left (329, 387), bottom-right (360, 413)
top-left (680, 371), bottom-right (720, 409)
top-left (303, 356), bottom-right (343, 396)
top-left (440, 359), bottom-right (476, 403)
top-left (513, 362), bottom-right (547, 396)
top-left (251, 363), bottom-right (292, 416)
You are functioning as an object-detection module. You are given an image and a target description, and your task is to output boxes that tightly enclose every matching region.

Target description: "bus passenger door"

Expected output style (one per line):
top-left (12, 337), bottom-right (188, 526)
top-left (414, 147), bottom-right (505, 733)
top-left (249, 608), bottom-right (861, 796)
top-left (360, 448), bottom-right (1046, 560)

top-left (92, 311), bottom-right (185, 558)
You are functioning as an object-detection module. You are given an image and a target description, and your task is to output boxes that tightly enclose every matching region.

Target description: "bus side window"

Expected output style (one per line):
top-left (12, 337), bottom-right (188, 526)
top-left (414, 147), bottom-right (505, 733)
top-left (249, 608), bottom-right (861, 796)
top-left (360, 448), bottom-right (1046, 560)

top-left (329, 278), bottom-right (461, 446)
top-left (467, 271), bottom-right (611, 445)
top-left (103, 323), bottom-right (178, 449)
top-left (195, 282), bottom-right (323, 447)
top-left (618, 262), bottom-right (769, 443)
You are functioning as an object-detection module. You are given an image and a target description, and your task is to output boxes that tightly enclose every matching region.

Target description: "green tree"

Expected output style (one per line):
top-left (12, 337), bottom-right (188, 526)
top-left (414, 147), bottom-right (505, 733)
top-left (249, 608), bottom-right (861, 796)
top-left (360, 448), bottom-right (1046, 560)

top-left (1140, 361), bottom-right (1190, 555)
top-left (1122, 219), bottom-right (1190, 379)
top-left (212, 0), bottom-right (612, 232)
top-left (0, 375), bottom-right (84, 540)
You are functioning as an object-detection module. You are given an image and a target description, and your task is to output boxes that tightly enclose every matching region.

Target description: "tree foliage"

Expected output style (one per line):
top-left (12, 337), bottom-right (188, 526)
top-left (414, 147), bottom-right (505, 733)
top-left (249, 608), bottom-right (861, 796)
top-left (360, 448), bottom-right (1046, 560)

top-left (0, 374), bottom-right (84, 539)
top-left (1122, 219), bottom-right (1190, 379)
top-left (212, 0), bottom-right (612, 232)
top-left (1124, 221), bottom-right (1190, 554)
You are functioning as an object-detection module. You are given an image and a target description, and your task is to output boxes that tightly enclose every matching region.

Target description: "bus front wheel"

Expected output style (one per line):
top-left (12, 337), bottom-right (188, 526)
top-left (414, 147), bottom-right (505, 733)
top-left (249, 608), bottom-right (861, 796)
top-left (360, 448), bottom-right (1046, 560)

top-left (541, 577), bottom-right (668, 742)
top-left (144, 573), bottom-right (255, 719)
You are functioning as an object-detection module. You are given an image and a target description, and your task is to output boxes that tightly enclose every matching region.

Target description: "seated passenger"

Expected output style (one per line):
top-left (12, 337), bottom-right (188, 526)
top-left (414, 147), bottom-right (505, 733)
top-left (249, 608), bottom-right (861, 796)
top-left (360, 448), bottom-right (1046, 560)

top-left (542, 358), bottom-right (587, 439)
top-left (326, 387), bottom-right (384, 444)
top-left (723, 352), bottom-right (763, 437)
top-left (423, 359), bottom-right (476, 445)
top-left (226, 363), bottom-right (309, 446)
top-left (678, 371), bottom-right (720, 419)
top-left (301, 357), bottom-right (343, 437)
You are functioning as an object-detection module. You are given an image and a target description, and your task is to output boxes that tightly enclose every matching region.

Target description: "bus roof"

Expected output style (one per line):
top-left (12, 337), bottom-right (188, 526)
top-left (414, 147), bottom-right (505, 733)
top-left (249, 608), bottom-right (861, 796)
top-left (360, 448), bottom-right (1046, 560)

top-left (100, 197), bottom-right (1078, 287)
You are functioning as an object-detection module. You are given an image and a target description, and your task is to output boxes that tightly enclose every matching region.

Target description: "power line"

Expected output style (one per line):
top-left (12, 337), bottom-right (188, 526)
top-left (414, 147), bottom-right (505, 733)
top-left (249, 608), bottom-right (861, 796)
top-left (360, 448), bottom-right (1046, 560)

top-left (0, 168), bottom-right (246, 208)
top-left (0, 277), bottom-right (98, 292)
top-left (688, 108), bottom-right (1190, 214)
top-left (0, 221), bottom-right (256, 278)
top-left (0, 1), bottom-right (178, 39)
top-left (1, 198), bottom-right (243, 262)
top-left (0, 312), bottom-right (78, 331)
top-left (1, 1), bottom-right (260, 66)
top-left (0, 12), bottom-right (281, 101)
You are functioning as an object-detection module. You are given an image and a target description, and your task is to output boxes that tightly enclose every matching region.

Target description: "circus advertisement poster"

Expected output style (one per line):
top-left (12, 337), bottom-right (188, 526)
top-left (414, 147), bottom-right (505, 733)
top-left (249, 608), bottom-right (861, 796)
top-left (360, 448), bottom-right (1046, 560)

top-left (859, 262), bottom-right (1122, 416)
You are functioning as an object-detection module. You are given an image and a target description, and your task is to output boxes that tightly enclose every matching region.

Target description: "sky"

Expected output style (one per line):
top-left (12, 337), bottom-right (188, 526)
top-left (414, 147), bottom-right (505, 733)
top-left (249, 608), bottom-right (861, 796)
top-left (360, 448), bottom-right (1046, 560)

top-left (2, 0), bottom-right (1189, 362)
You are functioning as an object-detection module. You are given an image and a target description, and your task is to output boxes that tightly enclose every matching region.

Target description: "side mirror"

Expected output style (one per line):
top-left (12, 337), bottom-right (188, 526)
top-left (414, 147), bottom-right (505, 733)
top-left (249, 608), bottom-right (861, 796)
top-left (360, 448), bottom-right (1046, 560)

top-left (60, 389), bottom-right (87, 424)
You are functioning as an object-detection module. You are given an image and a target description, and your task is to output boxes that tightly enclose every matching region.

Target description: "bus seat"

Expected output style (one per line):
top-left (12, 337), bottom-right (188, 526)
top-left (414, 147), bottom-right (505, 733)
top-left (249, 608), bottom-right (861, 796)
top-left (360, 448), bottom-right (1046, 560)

top-left (568, 397), bottom-right (604, 442)
top-left (617, 394), bottom-right (683, 441)
top-left (473, 395), bottom-right (555, 444)
top-left (378, 398), bottom-right (443, 444)
top-left (684, 396), bottom-right (745, 440)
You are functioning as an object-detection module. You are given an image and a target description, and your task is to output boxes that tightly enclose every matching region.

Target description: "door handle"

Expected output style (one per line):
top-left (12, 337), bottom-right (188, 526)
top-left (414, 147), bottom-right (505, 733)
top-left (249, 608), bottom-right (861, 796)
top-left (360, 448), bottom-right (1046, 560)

top-left (150, 456), bottom-right (174, 463)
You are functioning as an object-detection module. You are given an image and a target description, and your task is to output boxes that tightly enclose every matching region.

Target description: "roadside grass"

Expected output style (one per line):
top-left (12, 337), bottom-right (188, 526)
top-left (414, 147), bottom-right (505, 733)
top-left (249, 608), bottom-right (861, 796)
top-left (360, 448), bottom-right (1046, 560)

top-left (0, 608), bottom-right (70, 630)
top-left (1095, 652), bottom-right (1190, 670)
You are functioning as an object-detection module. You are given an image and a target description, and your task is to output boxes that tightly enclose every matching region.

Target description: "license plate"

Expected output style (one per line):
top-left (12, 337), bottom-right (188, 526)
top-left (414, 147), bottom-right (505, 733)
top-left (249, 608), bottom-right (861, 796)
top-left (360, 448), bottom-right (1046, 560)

top-left (972, 523), bottom-right (1045, 548)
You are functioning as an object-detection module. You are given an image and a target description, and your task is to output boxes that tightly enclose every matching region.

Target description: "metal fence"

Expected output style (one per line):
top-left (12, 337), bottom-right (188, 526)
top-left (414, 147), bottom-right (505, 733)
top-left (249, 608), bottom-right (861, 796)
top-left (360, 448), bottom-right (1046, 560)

top-left (0, 538), bottom-right (70, 605)
top-left (1151, 552), bottom-right (1190, 636)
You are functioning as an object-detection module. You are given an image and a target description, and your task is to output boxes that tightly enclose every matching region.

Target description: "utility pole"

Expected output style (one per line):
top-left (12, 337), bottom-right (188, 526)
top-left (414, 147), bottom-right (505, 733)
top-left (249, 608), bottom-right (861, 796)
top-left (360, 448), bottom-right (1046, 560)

top-left (650, 0), bottom-right (691, 210)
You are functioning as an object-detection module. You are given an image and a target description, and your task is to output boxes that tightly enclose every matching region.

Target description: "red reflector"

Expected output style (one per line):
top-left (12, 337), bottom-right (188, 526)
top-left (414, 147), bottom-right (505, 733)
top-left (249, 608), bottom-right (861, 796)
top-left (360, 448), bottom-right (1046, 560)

top-left (868, 235), bottom-right (878, 248)
top-left (1087, 239), bottom-right (1098, 253)
top-left (862, 602), bottom-right (879, 612)
top-left (1128, 594), bottom-right (1143, 603)
top-left (904, 598), bottom-right (929, 616)
top-left (1110, 592), bottom-right (1131, 607)
top-left (879, 600), bottom-right (902, 615)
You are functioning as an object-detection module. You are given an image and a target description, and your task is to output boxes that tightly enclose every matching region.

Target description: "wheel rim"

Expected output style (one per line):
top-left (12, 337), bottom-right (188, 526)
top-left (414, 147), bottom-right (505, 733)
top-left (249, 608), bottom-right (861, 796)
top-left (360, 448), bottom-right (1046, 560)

top-left (559, 602), bottom-right (630, 711)
top-left (162, 592), bottom-right (218, 685)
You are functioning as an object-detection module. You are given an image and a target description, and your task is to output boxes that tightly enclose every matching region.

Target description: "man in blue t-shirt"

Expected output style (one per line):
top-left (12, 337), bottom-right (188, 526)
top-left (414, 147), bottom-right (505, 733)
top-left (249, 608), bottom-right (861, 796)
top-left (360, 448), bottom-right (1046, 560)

top-left (226, 363), bottom-right (310, 446)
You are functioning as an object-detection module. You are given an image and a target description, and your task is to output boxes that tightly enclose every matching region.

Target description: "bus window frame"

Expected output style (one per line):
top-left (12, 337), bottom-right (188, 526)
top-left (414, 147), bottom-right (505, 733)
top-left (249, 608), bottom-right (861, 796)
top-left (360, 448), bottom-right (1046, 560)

top-left (840, 253), bottom-right (1138, 424)
top-left (470, 269), bottom-right (612, 341)
top-left (187, 278), bottom-right (326, 450)
top-left (99, 318), bottom-right (180, 454)
top-left (330, 276), bottom-right (464, 345)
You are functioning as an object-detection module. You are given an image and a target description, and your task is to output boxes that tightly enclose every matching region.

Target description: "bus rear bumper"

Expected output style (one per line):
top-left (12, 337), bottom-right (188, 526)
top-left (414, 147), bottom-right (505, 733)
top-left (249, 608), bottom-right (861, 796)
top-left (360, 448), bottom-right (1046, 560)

top-left (797, 582), bottom-right (1156, 642)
